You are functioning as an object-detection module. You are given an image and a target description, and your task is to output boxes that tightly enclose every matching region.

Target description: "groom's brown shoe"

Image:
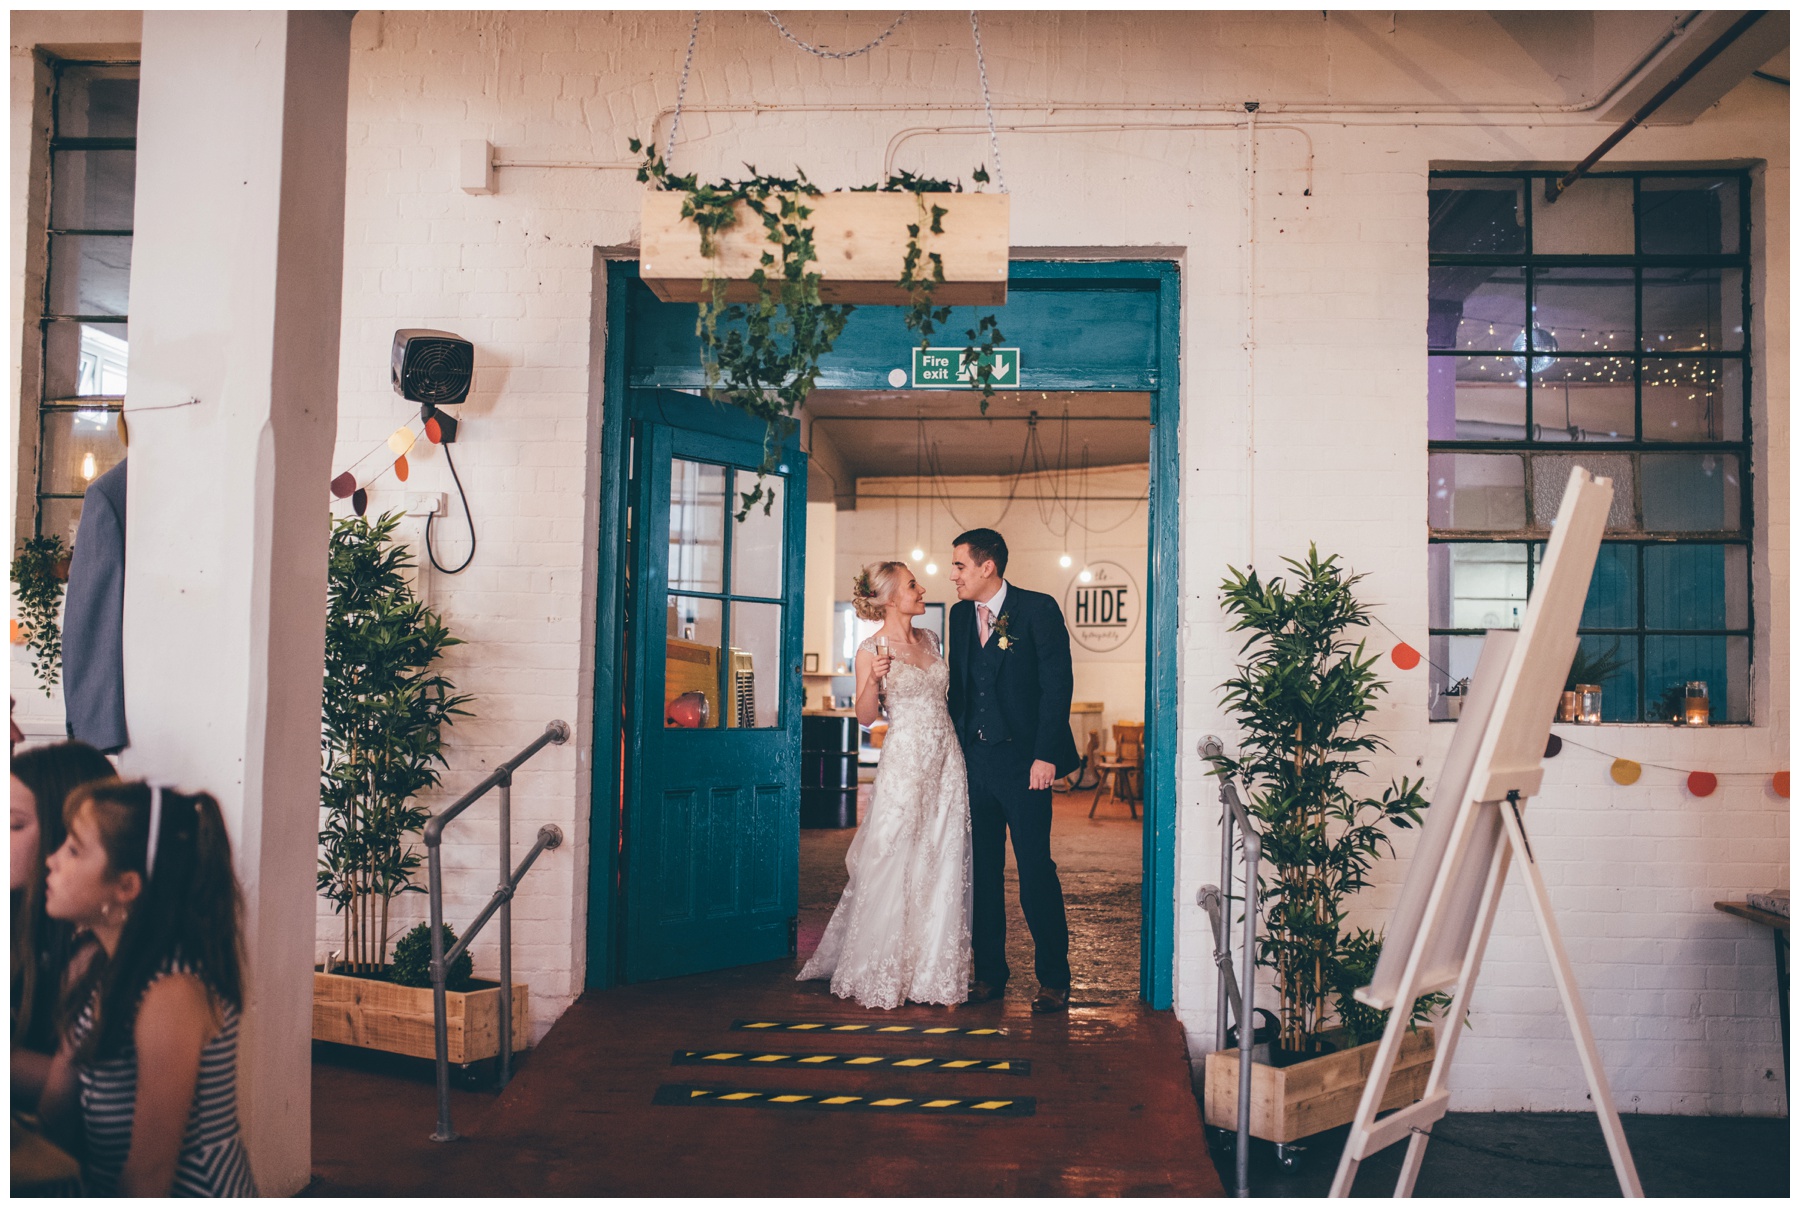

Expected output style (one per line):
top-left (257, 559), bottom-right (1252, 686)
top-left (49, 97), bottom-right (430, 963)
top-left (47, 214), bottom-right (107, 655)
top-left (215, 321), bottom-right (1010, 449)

top-left (1031, 986), bottom-right (1069, 1014)
top-left (966, 980), bottom-right (1006, 1004)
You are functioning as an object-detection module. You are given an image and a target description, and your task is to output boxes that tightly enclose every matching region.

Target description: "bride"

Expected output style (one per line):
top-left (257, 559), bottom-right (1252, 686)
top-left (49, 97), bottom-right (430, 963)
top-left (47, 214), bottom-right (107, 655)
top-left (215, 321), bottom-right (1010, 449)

top-left (798, 561), bottom-right (971, 1009)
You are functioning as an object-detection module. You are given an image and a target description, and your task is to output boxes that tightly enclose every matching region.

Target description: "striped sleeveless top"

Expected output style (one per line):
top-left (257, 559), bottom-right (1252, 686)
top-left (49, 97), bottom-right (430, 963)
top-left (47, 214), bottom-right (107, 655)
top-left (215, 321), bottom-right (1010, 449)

top-left (71, 960), bottom-right (257, 1197)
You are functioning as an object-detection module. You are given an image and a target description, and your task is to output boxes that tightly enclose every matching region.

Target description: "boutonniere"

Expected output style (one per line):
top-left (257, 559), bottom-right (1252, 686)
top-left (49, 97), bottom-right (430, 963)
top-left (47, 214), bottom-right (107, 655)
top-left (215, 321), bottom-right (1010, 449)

top-left (993, 612), bottom-right (1013, 651)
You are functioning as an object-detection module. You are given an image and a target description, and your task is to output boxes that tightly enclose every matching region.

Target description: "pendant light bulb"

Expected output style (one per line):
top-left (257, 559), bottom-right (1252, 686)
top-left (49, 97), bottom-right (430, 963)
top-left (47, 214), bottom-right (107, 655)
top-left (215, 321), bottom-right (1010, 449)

top-left (911, 547), bottom-right (925, 562)
top-left (925, 562), bottom-right (938, 576)
top-left (80, 452), bottom-right (97, 482)
top-left (1078, 568), bottom-right (1093, 583)
top-left (1059, 553), bottom-right (1073, 569)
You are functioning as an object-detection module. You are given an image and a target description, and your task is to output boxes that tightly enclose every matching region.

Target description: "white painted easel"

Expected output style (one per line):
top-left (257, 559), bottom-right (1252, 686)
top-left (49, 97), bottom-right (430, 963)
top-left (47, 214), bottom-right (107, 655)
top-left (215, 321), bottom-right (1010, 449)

top-left (1329, 467), bottom-right (1643, 1198)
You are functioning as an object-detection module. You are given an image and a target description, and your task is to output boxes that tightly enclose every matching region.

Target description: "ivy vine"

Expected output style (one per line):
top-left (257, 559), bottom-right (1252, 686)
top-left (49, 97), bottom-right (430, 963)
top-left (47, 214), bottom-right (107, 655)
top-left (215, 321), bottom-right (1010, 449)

top-left (634, 141), bottom-right (1007, 517)
top-left (10, 534), bottom-right (69, 689)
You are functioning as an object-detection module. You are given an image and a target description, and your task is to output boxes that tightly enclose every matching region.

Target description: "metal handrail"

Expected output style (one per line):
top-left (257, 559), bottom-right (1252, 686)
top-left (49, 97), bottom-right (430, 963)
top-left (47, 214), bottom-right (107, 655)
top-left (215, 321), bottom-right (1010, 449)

top-left (1200, 735), bottom-right (1261, 1199)
top-left (425, 719), bottom-right (571, 1142)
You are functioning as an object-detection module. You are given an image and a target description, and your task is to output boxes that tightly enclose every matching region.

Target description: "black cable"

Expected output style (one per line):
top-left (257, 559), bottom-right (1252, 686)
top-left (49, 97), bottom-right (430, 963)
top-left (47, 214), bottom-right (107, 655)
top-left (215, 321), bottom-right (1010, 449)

top-left (425, 442), bottom-right (476, 574)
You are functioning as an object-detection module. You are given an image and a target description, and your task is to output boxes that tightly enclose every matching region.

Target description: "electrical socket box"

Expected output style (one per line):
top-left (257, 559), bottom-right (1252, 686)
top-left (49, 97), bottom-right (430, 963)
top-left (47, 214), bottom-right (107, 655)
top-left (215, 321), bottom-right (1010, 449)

top-left (404, 492), bottom-right (446, 517)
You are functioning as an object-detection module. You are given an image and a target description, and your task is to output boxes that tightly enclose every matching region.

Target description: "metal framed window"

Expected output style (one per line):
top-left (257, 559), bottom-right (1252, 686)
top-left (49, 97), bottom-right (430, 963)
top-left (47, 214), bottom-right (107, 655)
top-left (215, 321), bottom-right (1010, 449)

top-left (32, 59), bottom-right (137, 547)
top-left (1428, 170), bottom-right (1752, 723)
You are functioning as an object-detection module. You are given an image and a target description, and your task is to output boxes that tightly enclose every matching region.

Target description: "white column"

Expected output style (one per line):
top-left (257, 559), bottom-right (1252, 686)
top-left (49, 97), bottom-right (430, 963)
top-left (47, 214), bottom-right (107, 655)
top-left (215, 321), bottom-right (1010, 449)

top-left (120, 12), bottom-right (350, 1194)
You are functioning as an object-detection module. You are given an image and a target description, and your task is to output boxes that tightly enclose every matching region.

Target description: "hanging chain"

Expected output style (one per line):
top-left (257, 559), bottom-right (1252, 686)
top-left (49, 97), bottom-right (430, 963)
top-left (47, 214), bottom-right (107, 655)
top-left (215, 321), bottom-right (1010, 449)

top-left (664, 10), bottom-right (702, 178)
top-left (765, 11), bottom-right (908, 60)
top-left (969, 10), bottom-right (1008, 193)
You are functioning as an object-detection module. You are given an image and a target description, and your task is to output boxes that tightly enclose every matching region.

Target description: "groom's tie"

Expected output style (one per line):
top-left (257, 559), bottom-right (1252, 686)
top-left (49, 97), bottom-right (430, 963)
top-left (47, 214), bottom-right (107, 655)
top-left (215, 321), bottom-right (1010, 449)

top-left (976, 602), bottom-right (992, 646)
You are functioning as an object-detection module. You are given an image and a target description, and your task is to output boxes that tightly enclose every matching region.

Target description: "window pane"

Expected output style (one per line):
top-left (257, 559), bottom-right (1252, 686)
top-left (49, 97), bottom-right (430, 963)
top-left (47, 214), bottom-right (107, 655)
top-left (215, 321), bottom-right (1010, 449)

top-left (1533, 267), bottom-right (1634, 355)
top-left (665, 595), bottom-right (723, 729)
top-left (47, 234), bottom-right (131, 316)
top-left (1641, 452), bottom-right (1741, 532)
top-left (1429, 178), bottom-right (1526, 255)
top-left (40, 408), bottom-right (123, 496)
top-left (1569, 634), bottom-right (1637, 723)
top-left (1429, 266), bottom-right (1524, 351)
top-left (55, 64), bottom-right (139, 140)
top-left (1644, 544), bottom-right (1748, 631)
top-left (1579, 542), bottom-right (1638, 630)
top-left (1442, 355), bottom-right (1525, 439)
top-left (1638, 176), bottom-right (1741, 256)
top-left (1530, 452), bottom-right (1634, 531)
top-left (729, 601), bottom-right (784, 728)
top-left (1642, 358), bottom-right (1743, 442)
top-left (38, 497), bottom-right (83, 548)
top-left (668, 459), bottom-right (725, 594)
top-left (1645, 636), bottom-right (1748, 724)
top-left (1430, 542), bottom-right (1529, 630)
top-left (730, 471), bottom-right (784, 599)
top-left (1429, 453), bottom-right (1525, 531)
top-left (1531, 356), bottom-right (1633, 442)
top-left (44, 319), bottom-right (128, 398)
top-left (1533, 177), bottom-right (1633, 255)
top-left (1428, 634), bottom-right (1488, 721)
top-left (1643, 267), bottom-right (1744, 353)
top-left (50, 149), bottom-right (135, 230)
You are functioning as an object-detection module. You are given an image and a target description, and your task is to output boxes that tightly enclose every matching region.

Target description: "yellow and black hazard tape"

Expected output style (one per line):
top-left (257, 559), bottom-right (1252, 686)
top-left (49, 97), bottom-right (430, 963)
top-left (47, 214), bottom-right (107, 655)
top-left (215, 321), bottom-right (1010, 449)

top-left (653, 1083), bottom-right (1035, 1117)
top-left (730, 1019), bottom-right (1006, 1037)
top-left (674, 1049), bottom-right (1030, 1076)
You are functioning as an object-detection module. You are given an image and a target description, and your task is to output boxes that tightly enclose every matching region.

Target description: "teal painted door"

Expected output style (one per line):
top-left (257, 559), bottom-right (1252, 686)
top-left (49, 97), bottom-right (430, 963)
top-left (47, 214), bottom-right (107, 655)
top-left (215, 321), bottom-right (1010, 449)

top-left (622, 394), bottom-right (805, 982)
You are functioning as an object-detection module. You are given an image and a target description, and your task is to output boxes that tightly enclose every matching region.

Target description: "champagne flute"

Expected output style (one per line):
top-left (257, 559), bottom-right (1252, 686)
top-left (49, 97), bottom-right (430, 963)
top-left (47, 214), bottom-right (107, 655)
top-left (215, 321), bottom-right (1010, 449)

top-left (875, 635), bottom-right (890, 679)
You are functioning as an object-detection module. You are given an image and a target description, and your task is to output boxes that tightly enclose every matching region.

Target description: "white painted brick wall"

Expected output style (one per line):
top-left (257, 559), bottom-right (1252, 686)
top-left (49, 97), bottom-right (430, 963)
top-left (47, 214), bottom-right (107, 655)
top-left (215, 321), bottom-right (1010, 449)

top-left (303, 11), bottom-right (1788, 1102)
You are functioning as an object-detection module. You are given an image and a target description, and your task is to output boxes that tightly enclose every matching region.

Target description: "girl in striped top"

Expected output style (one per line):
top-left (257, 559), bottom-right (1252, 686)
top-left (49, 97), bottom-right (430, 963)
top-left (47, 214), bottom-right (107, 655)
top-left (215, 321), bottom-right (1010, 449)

top-left (38, 782), bottom-right (256, 1196)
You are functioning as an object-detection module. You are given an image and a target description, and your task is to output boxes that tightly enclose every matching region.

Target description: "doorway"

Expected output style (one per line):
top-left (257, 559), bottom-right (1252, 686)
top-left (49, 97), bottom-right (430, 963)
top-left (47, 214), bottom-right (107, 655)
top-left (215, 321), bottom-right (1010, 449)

top-left (589, 260), bottom-right (1181, 1007)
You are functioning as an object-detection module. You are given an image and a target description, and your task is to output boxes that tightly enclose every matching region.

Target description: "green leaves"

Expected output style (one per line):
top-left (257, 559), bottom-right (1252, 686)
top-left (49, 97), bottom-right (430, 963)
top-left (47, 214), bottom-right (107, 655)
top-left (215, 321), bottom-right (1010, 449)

top-left (1209, 544), bottom-right (1433, 1051)
top-left (635, 143), bottom-right (1011, 510)
top-left (10, 534), bottom-right (68, 689)
top-left (318, 512), bottom-right (472, 973)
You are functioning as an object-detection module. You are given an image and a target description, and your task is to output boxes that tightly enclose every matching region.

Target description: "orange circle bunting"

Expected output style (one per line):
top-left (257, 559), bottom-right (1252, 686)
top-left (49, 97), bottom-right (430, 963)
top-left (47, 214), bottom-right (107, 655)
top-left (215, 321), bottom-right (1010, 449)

top-left (395, 454), bottom-right (410, 483)
top-left (425, 415), bottom-right (443, 444)
top-left (1609, 759), bottom-right (1641, 786)
top-left (388, 427), bottom-right (417, 457)
top-left (1391, 642), bottom-right (1420, 671)
top-left (1774, 772), bottom-right (1790, 799)
top-left (1686, 771), bottom-right (1718, 798)
top-left (330, 471), bottom-right (357, 499)
top-left (352, 488), bottom-right (368, 517)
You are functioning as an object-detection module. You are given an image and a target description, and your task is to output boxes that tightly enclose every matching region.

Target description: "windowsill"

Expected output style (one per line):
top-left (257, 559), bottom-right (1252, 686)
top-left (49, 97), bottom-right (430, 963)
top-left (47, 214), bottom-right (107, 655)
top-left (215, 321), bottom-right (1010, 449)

top-left (1429, 716), bottom-right (1752, 727)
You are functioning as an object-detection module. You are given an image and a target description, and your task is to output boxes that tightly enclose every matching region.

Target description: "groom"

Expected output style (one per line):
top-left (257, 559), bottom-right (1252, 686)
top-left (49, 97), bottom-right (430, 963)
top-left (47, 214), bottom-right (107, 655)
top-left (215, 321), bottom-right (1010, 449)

top-left (947, 528), bottom-right (1081, 1013)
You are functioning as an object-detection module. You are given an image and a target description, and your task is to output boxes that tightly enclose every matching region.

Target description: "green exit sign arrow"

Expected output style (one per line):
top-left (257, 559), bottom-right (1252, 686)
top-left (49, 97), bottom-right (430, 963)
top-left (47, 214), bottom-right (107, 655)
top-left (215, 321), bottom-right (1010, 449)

top-left (910, 346), bottom-right (1020, 390)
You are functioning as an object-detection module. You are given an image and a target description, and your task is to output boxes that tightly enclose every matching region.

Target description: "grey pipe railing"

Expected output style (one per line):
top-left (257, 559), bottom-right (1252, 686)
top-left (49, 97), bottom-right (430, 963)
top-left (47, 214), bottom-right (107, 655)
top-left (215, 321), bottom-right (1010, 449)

top-left (425, 719), bottom-right (571, 1142)
top-left (1201, 735), bottom-right (1261, 1199)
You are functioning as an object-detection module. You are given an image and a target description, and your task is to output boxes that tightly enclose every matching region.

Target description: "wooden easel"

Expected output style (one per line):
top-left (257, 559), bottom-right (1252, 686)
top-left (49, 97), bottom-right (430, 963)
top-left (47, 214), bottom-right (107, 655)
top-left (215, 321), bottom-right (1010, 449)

top-left (1329, 467), bottom-right (1643, 1198)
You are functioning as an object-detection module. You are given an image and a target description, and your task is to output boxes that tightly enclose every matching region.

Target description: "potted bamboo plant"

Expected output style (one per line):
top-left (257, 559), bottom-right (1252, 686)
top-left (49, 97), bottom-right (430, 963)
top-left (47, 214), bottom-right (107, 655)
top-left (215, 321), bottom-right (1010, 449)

top-left (311, 513), bottom-right (527, 1063)
top-left (1203, 547), bottom-right (1443, 1147)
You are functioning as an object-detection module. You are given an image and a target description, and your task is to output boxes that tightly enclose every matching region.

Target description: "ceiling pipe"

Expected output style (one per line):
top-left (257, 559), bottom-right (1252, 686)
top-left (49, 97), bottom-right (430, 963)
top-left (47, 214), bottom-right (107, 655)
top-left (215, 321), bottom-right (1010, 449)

top-left (1547, 10), bottom-right (1770, 203)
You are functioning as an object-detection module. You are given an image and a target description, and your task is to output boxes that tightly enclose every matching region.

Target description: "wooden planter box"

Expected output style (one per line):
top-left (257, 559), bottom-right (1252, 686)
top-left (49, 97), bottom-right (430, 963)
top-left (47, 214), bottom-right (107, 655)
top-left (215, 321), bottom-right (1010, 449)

top-left (1204, 1026), bottom-right (1436, 1144)
top-left (312, 970), bottom-right (530, 1064)
top-left (640, 191), bottom-right (1009, 306)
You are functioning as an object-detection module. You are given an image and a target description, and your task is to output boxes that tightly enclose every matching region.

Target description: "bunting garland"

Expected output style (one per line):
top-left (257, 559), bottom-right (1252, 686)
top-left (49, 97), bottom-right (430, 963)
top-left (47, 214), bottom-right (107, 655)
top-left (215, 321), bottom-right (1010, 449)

top-left (327, 419), bottom-right (435, 517)
top-left (1366, 614), bottom-right (1787, 799)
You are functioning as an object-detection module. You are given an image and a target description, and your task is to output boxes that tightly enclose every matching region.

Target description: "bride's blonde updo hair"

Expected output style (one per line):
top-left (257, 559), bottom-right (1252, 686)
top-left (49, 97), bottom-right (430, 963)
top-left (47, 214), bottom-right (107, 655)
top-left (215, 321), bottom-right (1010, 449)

top-left (851, 561), bottom-right (907, 621)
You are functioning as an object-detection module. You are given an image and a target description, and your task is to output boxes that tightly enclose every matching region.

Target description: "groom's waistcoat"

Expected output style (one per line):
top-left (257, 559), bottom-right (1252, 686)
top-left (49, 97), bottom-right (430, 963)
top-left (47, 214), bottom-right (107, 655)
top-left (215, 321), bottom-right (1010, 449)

top-left (966, 625), bottom-right (1012, 747)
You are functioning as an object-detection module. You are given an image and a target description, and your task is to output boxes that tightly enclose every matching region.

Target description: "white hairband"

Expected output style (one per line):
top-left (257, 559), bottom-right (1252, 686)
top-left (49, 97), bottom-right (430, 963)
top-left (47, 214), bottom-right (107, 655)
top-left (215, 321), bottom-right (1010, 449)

top-left (145, 784), bottom-right (164, 880)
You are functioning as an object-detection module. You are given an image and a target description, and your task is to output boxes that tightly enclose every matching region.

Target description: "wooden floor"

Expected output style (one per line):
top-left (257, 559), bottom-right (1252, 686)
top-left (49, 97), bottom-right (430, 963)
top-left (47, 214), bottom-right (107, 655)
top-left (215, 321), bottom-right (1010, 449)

top-left (312, 958), bottom-right (1220, 1197)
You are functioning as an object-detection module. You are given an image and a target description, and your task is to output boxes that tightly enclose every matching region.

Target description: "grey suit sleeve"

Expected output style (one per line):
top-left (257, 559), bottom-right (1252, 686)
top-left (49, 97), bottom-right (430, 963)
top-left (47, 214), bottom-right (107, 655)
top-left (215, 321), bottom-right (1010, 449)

top-left (61, 463), bottom-right (128, 753)
top-left (1031, 595), bottom-right (1076, 767)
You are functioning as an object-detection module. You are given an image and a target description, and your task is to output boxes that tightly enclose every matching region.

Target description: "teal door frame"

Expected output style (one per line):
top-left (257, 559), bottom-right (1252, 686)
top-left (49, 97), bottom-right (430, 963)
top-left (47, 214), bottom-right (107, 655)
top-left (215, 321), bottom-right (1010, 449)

top-left (588, 259), bottom-right (1181, 1007)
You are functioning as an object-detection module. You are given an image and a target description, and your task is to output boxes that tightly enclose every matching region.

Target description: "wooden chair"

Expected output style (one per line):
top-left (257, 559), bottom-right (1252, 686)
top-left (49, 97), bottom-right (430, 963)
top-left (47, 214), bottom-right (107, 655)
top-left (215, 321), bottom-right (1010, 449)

top-left (1089, 721), bottom-right (1144, 819)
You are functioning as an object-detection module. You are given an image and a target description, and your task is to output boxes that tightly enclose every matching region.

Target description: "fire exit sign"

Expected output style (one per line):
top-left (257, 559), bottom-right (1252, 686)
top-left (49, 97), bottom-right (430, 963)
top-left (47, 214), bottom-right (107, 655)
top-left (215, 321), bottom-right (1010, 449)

top-left (910, 346), bottom-right (1020, 390)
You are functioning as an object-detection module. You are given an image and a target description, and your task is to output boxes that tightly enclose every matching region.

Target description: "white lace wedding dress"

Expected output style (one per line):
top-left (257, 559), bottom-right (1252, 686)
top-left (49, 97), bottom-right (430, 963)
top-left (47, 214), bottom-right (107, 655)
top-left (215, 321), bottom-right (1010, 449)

top-left (798, 628), bottom-right (972, 1009)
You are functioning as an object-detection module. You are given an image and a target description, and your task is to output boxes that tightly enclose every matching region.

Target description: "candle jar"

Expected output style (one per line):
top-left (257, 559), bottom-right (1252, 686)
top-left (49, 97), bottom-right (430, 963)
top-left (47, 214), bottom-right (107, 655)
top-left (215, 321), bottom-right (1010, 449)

top-left (1576, 684), bottom-right (1603, 724)
top-left (1683, 681), bottom-right (1711, 726)
top-left (1558, 690), bottom-right (1580, 723)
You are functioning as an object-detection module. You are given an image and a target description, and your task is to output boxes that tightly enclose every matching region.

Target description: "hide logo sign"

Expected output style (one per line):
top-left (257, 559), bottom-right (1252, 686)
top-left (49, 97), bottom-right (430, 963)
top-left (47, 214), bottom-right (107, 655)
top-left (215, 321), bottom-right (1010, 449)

top-left (1064, 561), bottom-right (1141, 653)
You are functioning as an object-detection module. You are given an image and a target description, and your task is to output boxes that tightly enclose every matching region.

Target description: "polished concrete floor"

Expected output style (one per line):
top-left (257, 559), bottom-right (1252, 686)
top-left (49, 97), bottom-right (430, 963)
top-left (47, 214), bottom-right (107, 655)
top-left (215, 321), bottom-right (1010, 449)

top-left (1208, 1110), bottom-right (1789, 1197)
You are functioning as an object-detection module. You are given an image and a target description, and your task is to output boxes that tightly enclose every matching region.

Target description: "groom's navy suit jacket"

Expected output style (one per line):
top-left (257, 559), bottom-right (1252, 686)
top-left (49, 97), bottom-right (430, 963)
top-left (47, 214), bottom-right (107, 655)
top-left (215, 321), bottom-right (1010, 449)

top-left (948, 585), bottom-right (1082, 780)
